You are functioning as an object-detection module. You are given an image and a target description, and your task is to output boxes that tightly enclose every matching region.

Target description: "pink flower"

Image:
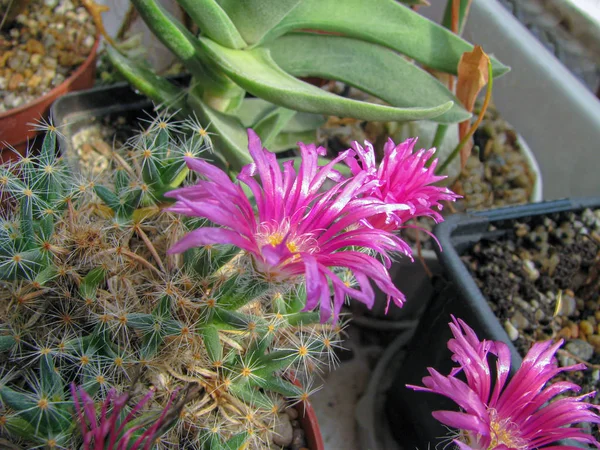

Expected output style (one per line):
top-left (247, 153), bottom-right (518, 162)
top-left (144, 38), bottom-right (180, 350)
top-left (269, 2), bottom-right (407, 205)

top-left (408, 317), bottom-right (600, 449)
top-left (71, 384), bottom-right (176, 450)
top-left (344, 138), bottom-right (460, 231)
top-left (166, 130), bottom-right (411, 322)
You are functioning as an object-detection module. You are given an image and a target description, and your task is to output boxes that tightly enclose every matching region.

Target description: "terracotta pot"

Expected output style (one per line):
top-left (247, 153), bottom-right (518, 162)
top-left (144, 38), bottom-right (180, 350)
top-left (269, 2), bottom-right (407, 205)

top-left (0, 35), bottom-right (100, 158)
top-left (290, 377), bottom-right (324, 450)
top-left (297, 397), bottom-right (325, 450)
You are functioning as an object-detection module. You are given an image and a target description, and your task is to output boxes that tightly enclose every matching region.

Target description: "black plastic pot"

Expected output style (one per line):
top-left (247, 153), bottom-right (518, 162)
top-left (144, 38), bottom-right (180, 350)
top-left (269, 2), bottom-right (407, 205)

top-left (385, 197), bottom-right (600, 448)
top-left (50, 76), bottom-right (189, 169)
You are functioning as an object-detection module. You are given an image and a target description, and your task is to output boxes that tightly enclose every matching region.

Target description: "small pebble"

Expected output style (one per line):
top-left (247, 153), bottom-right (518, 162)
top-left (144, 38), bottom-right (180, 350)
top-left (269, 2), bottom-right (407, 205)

top-left (290, 428), bottom-right (307, 450)
top-left (504, 320), bottom-right (519, 341)
top-left (271, 413), bottom-right (293, 447)
top-left (510, 311), bottom-right (530, 330)
top-left (534, 309), bottom-right (545, 322)
top-left (558, 327), bottom-right (572, 340)
top-left (522, 259), bottom-right (540, 281)
top-left (579, 320), bottom-right (594, 336)
top-left (565, 339), bottom-right (594, 362)
top-left (285, 406), bottom-right (299, 420)
top-left (588, 335), bottom-right (600, 353)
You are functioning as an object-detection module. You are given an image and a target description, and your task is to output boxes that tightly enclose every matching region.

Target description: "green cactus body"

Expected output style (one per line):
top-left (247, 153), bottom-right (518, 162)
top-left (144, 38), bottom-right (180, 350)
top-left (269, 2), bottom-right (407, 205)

top-left (0, 118), bottom-right (341, 449)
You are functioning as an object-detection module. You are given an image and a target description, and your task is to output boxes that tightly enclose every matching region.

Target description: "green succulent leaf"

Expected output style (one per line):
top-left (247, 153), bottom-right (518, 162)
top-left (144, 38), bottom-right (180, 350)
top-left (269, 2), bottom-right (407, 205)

top-left (198, 37), bottom-right (454, 122)
top-left (228, 382), bottom-right (276, 410)
top-left (258, 0), bottom-right (508, 77)
top-left (79, 267), bottom-right (106, 300)
top-left (126, 313), bottom-right (155, 330)
top-left (267, 33), bottom-right (470, 124)
top-left (235, 97), bottom-right (324, 132)
top-left (40, 354), bottom-right (63, 399)
top-left (234, 98), bottom-right (324, 150)
top-left (217, 0), bottom-right (301, 45)
top-left (0, 387), bottom-right (37, 413)
top-left (217, 277), bottom-right (271, 311)
top-left (200, 325), bottom-right (223, 363)
top-left (188, 94), bottom-right (253, 170)
top-left (253, 350), bottom-right (294, 375)
top-left (185, 244), bottom-right (240, 278)
top-left (130, 0), bottom-right (245, 109)
top-left (285, 311), bottom-right (321, 326)
top-left (225, 432), bottom-right (250, 450)
top-left (0, 335), bottom-right (16, 352)
top-left (19, 196), bottom-right (34, 249)
top-left (34, 265), bottom-right (57, 286)
top-left (160, 160), bottom-right (187, 187)
top-left (270, 130), bottom-right (318, 152)
top-left (140, 330), bottom-right (163, 359)
top-left (106, 46), bottom-right (190, 114)
top-left (37, 214), bottom-right (54, 240)
top-left (2, 415), bottom-right (37, 440)
top-left (94, 185), bottom-right (119, 211)
top-left (156, 295), bottom-right (173, 318)
top-left (255, 376), bottom-right (303, 398)
top-left (114, 169), bottom-right (130, 195)
top-left (253, 107), bottom-right (296, 147)
top-left (213, 309), bottom-right (266, 333)
top-left (175, 0), bottom-right (246, 49)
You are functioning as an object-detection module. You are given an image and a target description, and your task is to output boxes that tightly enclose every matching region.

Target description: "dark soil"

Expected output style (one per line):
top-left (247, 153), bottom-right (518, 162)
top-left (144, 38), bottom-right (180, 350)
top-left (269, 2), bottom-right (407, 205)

top-left (461, 207), bottom-right (600, 439)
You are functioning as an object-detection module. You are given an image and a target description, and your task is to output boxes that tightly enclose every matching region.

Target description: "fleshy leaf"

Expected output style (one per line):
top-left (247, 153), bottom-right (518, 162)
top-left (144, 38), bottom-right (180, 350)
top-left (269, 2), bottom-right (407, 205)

top-left (266, 33), bottom-right (471, 124)
top-left (252, 106), bottom-right (296, 147)
top-left (175, 0), bottom-right (246, 49)
top-left (235, 97), bottom-right (325, 131)
top-left (217, 0), bottom-right (301, 45)
top-left (270, 129), bottom-right (319, 152)
top-left (106, 46), bottom-right (190, 114)
top-left (257, 0), bottom-right (508, 77)
top-left (187, 93), bottom-right (253, 170)
top-left (130, 0), bottom-right (244, 105)
top-left (198, 37), bottom-right (454, 122)
top-left (200, 325), bottom-right (223, 363)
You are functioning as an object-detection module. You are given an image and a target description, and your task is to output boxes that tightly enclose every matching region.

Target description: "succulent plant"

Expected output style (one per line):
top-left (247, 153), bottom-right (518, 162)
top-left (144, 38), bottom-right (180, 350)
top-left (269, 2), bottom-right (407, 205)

top-left (0, 100), bottom-right (461, 447)
top-left (104, 0), bottom-right (508, 171)
top-left (0, 118), bottom-right (348, 449)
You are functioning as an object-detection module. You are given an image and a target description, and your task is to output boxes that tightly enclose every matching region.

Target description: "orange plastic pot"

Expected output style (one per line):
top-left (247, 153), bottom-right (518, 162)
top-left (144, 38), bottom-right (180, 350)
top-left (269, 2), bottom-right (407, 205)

top-left (0, 35), bottom-right (100, 158)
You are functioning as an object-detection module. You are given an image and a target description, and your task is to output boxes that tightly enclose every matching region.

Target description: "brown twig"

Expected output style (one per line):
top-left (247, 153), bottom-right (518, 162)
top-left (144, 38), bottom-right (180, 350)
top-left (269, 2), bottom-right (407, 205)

top-left (98, 247), bottom-right (162, 276)
top-left (557, 349), bottom-right (600, 370)
top-left (134, 225), bottom-right (166, 273)
top-left (82, 0), bottom-right (116, 46)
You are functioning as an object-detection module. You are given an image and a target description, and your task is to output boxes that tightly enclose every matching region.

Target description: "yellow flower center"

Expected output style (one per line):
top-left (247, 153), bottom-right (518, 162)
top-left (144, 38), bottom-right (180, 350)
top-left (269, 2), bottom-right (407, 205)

top-left (487, 410), bottom-right (526, 450)
top-left (286, 241), bottom-right (299, 253)
top-left (267, 232), bottom-right (284, 246)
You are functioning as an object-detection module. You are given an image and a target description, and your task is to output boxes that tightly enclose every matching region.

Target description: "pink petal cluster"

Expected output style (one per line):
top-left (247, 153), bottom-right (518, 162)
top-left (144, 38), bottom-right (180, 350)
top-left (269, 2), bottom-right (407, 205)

top-left (345, 138), bottom-right (460, 231)
top-left (166, 130), bottom-right (456, 322)
top-left (71, 384), bottom-right (176, 450)
top-left (409, 317), bottom-right (600, 449)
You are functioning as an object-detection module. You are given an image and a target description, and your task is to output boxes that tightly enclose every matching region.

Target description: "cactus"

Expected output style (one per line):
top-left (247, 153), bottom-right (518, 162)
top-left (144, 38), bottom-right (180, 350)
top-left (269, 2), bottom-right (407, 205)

top-left (0, 117), bottom-right (346, 449)
top-left (104, 0), bottom-right (509, 171)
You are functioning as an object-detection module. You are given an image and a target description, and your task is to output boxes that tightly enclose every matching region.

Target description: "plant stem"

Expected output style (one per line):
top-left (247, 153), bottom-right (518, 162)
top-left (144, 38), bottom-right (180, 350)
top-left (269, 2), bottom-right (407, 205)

top-left (428, 124), bottom-right (448, 164)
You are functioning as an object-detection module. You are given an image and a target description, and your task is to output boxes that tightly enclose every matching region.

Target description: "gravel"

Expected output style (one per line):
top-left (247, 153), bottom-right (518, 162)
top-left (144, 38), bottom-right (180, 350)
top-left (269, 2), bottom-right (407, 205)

top-left (0, 0), bottom-right (96, 112)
